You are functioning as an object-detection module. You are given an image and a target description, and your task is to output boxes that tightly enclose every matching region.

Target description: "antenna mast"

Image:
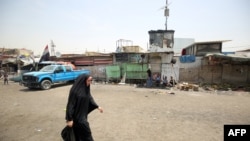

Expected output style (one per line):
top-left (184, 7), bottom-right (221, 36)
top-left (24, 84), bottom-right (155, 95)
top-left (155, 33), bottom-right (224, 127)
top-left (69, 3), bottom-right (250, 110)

top-left (50, 40), bottom-right (56, 56)
top-left (164, 0), bottom-right (170, 30)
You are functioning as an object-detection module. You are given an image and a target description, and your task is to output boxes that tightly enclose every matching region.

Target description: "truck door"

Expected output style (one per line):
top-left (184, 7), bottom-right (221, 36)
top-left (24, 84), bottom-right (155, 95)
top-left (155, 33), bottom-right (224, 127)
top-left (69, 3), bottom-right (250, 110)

top-left (64, 66), bottom-right (74, 81)
top-left (54, 66), bottom-right (65, 82)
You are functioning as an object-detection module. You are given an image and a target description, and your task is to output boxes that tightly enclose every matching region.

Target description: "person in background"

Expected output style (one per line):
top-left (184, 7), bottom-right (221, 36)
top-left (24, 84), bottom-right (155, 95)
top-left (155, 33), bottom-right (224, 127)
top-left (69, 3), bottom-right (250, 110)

top-left (146, 68), bottom-right (152, 87)
top-left (65, 74), bottom-right (103, 141)
top-left (4, 72), bottom-right (8, 85)
top-left (155, 74), bottom-right (161, 87)
top-left (147, 68), bottom-right (152, 79)
top-left (162, 76), bottom-right (168, 87)
top-left (169, 76), bottom-right (177, 87)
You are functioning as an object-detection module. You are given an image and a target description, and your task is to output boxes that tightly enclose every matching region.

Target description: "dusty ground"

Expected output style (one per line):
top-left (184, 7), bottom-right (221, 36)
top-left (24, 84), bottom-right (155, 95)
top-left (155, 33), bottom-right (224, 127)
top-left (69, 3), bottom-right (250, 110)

top-left (0, 80), bottom-right (250, 141)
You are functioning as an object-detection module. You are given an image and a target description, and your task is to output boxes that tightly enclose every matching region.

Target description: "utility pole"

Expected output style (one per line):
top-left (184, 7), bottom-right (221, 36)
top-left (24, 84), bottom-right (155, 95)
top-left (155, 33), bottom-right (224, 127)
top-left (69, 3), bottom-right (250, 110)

top-left (164, 0), bottom-right (170, 30)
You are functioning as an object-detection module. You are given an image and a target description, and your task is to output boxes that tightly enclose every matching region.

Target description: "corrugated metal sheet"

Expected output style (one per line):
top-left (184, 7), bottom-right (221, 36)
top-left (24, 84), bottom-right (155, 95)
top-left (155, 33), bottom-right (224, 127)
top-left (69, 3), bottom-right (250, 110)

top-left (205, 53), bottom-right (250, 61)
top-left (121, 63), bottom-right (148, 79)
top-left (75, 57), bottom-right (113, 66)
top-left (93, 58), bottom-right (113, 65)
top-left (75, 60), bottom-right (94, 65)
top-left (106, 65), bottom-right (121, 80)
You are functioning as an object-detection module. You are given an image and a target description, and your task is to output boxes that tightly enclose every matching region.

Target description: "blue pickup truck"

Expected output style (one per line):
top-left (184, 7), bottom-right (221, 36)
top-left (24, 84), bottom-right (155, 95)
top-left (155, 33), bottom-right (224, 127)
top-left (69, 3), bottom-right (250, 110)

top-left (21, 64), bottom-right (90, 90)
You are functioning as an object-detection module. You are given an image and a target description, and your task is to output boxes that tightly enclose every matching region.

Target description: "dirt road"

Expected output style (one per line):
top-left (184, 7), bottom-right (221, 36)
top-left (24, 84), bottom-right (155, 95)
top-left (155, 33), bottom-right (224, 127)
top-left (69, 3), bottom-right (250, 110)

top-left (0, 81), bottom-right (250, 141)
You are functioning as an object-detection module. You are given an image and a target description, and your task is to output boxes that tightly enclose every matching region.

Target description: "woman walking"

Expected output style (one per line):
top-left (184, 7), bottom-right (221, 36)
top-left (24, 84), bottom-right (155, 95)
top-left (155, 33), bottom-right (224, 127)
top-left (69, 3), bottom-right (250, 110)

top-left (65, 74), bottom-right (103, 141)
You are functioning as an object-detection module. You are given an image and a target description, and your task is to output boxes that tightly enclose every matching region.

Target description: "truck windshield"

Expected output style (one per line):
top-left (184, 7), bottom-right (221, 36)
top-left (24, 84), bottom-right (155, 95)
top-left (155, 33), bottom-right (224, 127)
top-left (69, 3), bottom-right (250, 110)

top-left (39, 65), bottom-right (56, 72)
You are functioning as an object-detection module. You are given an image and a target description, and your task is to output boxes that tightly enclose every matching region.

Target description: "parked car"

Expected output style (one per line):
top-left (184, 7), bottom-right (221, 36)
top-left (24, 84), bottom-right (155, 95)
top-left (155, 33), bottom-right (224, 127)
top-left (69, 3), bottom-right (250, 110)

top-left (20, 64), bottom-right (90, 90)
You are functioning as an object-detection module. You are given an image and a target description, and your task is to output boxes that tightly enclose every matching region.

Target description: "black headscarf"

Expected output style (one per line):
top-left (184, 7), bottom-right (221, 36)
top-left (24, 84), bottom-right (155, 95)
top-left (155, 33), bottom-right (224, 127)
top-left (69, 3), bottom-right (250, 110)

top-left (66, 74), bottom-right (98, 122)
top-left (70, 74), bottom-right (90, 96)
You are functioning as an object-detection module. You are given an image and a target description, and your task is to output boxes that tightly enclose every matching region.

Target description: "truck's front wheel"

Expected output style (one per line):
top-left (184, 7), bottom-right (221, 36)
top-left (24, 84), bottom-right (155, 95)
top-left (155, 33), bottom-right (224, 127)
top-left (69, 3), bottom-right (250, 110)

top-left (40, 80), bottom-right (52, 90)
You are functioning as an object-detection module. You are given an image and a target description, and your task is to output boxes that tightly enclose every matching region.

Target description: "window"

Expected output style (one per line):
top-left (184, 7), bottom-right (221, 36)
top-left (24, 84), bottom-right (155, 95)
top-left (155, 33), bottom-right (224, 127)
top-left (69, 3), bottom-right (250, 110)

top-left (55, 66), bottom-right (64, 73)
top-left (65, 66), bottom-right (72, 72)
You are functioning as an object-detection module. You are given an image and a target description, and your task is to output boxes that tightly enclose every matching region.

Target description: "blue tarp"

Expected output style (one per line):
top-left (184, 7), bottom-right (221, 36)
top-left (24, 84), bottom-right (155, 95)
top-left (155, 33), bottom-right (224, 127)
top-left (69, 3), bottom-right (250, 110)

top-left (180, 55), bottom-right (196, 63)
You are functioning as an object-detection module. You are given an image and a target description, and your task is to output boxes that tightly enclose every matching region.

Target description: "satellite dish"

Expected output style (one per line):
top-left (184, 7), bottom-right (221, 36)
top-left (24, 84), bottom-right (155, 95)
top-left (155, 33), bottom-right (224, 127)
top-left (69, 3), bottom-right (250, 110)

top-left (55, 51), bottom-right (61, 57)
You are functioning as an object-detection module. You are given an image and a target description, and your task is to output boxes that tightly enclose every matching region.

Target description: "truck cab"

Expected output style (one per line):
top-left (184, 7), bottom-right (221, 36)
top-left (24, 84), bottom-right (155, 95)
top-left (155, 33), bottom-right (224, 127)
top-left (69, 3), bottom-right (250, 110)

top-left (21, 65), bottom-right (90, 90)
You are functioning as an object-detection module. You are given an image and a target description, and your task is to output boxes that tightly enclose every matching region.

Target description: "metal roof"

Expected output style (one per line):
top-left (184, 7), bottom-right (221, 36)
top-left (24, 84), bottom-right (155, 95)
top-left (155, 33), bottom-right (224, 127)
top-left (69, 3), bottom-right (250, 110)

top-left (194, 40), bottom-right (231, 44)
top-left (185, 40), bottom-right (232, 48)
top-left (205, 53), bottom-right (250, 61)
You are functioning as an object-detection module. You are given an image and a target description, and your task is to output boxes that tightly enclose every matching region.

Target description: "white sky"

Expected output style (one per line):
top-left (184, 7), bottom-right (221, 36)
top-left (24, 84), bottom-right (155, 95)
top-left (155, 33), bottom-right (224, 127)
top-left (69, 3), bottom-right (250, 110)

top-left (0, 0), bottom-right (249, 55)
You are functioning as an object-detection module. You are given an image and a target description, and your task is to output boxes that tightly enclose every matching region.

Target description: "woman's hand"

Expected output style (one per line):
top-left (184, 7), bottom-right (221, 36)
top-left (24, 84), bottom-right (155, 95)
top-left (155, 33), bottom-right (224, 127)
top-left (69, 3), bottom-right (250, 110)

top-left (98, 107), bottom-right (104, 113)
top-left (66, 120), bottom-right (73, 127)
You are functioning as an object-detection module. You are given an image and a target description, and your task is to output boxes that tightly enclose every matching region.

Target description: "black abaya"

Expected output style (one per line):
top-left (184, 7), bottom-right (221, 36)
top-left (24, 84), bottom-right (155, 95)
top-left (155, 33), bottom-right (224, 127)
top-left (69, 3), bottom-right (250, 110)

top-left (66, 74), bottom-right (99, 141)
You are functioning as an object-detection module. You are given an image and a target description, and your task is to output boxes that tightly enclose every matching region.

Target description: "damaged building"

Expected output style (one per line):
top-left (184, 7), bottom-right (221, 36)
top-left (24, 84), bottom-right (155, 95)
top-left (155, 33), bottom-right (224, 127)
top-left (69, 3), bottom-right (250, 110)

top-left (177, 41), bottom-right (250, 86)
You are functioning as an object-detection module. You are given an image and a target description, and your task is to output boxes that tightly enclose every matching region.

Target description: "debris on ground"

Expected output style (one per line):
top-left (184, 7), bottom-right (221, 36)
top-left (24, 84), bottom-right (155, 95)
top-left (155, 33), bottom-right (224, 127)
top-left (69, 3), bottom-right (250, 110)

top-left (177, 82), bottom-right (199, 91)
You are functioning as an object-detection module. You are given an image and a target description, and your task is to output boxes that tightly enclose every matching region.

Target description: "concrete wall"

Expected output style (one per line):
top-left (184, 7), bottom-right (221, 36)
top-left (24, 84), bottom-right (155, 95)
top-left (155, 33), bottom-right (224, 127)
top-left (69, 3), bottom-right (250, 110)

top-left (177, 56), bottom-right (250, 85)
top-left (161, 64), bottom-right (179, 82)
top-left (199, 65), bottom-right (222, 84)
top-left (148, 30), bottom-right (175, 52)
top-left (178, 56), bottom-right (201, 83)
top-left (222, 64), bottom-right (249, 85)
top-left (148, 53), bottom-right (175, 78)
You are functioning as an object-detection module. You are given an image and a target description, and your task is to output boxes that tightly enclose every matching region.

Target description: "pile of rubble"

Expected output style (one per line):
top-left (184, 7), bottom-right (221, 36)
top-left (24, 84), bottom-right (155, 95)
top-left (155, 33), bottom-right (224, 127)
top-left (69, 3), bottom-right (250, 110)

top-left (176, 82), bottom-right (250, 92)
top-left (177, 82), bottom-right (199, 91)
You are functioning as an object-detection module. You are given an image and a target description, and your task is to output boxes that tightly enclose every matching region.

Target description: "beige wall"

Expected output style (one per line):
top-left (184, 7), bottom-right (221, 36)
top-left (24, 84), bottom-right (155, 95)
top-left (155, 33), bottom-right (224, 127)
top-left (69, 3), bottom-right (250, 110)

top-left (222, 64), bottom-right (249, 84)
top-left (178, 57), bottom-right (250, 85)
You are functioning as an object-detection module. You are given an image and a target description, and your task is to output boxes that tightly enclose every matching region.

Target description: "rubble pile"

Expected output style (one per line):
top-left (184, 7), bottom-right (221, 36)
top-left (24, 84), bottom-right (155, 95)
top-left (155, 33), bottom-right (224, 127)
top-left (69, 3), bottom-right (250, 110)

top-left (201, 83), bottom-right (250, 92)
top-left (177, 82), bottom-right (250, 92)
top-left (177, 82), bottom-right (199, 91)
